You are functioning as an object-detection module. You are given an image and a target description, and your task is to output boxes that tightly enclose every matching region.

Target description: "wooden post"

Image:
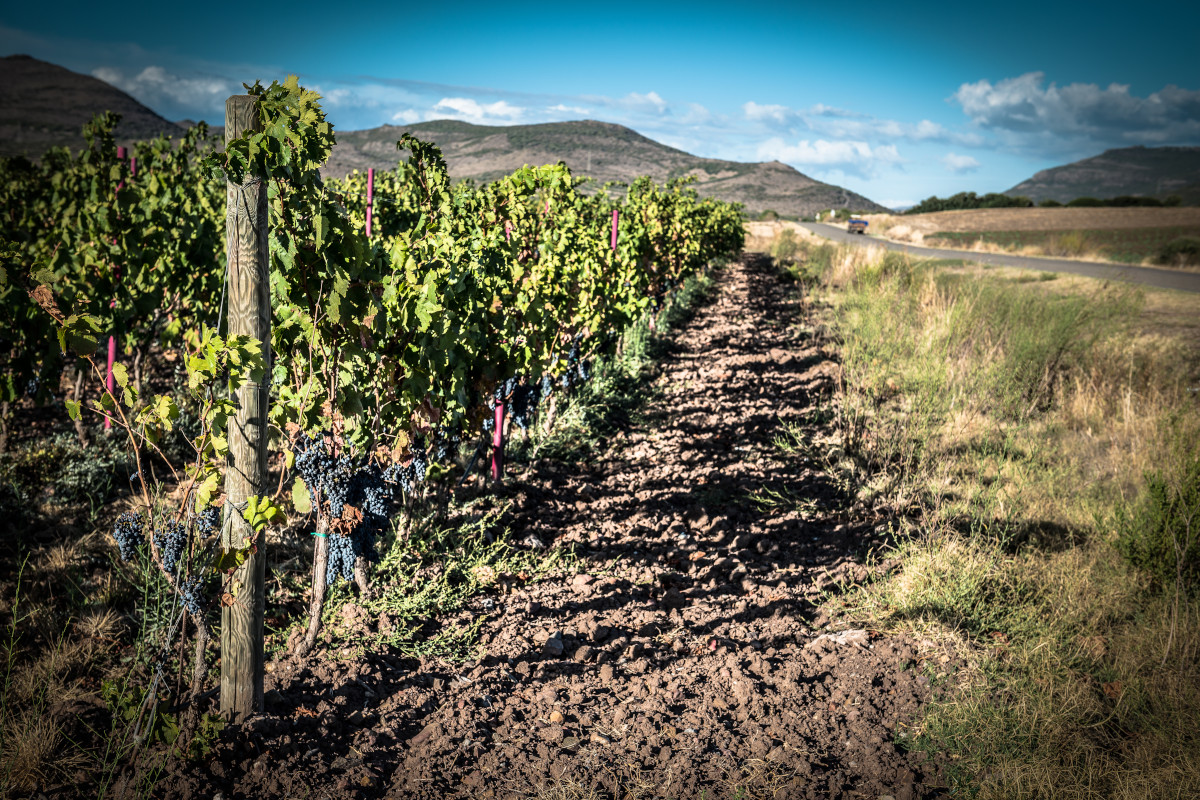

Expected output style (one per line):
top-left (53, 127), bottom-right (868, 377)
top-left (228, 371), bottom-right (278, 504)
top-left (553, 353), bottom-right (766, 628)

top-left (366, 167), bottom-right (374, 238)
top-left (611, 208), bottom-right (619, 250)
top-left (220, 94), bottom-right (271, 723)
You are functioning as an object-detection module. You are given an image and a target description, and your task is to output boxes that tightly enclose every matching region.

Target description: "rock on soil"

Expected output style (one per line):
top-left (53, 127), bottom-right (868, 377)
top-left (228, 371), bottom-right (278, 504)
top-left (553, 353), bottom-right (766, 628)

top-left (159, 256), bottom-right (946, 799)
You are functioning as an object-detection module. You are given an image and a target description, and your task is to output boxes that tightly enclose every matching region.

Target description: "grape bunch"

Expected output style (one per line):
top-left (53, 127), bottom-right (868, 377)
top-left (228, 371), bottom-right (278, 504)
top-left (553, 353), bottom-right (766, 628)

top-left (193, 506), bottom-right (221, 538)
top-left (154, 519), bottom-right (188, 576)
top-left (509, 381), bottom-right (542, 430)
top-left (325, 528), bottom-right (375, 586)
top-left (383, 461), bottom-right (417, 494)
top-left (431, 425), bottom-right (462, 462)
top-left (295, 434), bottom-right (334, 495)
top-left (112, 511), bottom-right (145, 562)
top-left (558, 334), bottom-right (592, 389)
top-left (410, 442), bottom-right (429, 483)
top-left (293, 434), bottom-right (356, 517)
top-left (177, 575), bottom-right (205, 616)
top-left (324, 456), bottom-right (355, 518)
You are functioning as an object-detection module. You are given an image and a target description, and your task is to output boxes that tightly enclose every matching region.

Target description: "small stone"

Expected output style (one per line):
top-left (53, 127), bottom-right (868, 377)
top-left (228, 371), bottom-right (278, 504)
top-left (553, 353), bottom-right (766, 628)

top-left (573, 645), bottom-right (593, 662)
top-left (599, 664), bottom-right (615, 682)
top-left (543, 637), bottom-right (564, 658)
top-left (590, 732), bottom-right (611, 745)
top-left (549, 710), bottom-right (564, 724)
top-left (591, 625), bottom-right (610, 643)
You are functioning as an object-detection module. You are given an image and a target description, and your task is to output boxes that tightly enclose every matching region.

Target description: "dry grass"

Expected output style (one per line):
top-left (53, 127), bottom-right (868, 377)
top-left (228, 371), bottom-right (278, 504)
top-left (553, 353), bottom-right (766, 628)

top-left (0, 528), bottom-right (133, 795)
top-left (743, 221), bottom-right (821, 253)
top-left (777, 233), bottom-right (1200, 798)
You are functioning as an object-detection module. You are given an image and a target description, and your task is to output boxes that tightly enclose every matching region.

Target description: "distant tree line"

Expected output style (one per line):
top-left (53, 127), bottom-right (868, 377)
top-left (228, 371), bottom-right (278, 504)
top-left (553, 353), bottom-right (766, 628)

top-left (904, 192), bottom-right (1033, 214)
top-left (1038, 195), bottom-right (1183, 208)
top-left (905, 192), bottom-right (1184, 215)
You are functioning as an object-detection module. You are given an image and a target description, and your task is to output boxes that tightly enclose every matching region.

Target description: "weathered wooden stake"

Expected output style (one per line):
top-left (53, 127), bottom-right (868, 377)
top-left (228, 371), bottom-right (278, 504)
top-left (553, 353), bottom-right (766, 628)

top-left (220, 94), bottom-right (271, 723)
top-left (611, 208), bottom-right (619, 250)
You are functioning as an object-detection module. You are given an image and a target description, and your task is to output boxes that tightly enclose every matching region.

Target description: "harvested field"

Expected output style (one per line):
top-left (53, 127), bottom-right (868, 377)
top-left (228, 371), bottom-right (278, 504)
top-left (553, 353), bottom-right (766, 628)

top-left (861, 208), bottom-right (1200, 268)
top-left (863, 207), bottom-right (1200, 236)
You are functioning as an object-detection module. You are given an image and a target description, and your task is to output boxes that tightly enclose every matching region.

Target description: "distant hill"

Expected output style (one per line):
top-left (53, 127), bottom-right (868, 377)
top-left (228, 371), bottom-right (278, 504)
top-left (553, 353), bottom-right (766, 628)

top-left (0, 55), bottom-right (887, 216)
top-left (328, 120), bottom-right (888, 217)
top-left (0, 54), bottom-right (185, 159)
top-left (1004, 146), bottom-right (1200, 204)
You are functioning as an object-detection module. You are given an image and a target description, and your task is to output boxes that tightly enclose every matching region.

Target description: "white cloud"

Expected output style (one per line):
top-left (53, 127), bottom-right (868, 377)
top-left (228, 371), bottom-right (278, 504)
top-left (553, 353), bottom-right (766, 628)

top-left (743, 100), bottom-right (983, 147)
top-left (953, 72), bottom-right (1200, 153)
top-left (680, 102), bottom-right (712, 124)
top-left (624, 91), bottom-right (668, 113)
top-left (756, 137), bottom-right (903, 179)
top-left (92, 65), bottom-right (237, 118)
top-left (743, 101), bottom-right (790, 124)
top-left (391, 108), bottom-right (422, 124)
top-left (431, 97), bottom-right (524, 123)
top-left (581, 90), bottom-right (673, 116)
top-left (941, 152), bottom-right (981, 173)
top-left (549, 103), bottom-right (591, 115)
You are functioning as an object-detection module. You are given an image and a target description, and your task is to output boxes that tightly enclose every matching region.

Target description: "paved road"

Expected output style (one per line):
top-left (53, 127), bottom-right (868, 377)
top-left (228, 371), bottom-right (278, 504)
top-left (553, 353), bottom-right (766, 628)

top-left (799, 222), bottom-right (1200, 294)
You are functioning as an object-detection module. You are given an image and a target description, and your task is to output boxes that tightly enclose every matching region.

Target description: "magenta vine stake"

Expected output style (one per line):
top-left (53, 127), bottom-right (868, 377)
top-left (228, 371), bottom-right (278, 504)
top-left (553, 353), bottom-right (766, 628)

top-left (611, 208), bottom-right (619, 250)
top-left (366, 167), bottom-right (374, 238)
top-left (491, 400), bottom-right (505, 482)
top-left (106, 146), bottom-right (128, 430)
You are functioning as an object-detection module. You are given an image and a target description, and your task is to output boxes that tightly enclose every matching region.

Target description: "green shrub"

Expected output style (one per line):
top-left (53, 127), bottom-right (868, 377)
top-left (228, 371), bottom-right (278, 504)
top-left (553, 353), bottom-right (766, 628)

top-left (1155, 236), bottom-right (1200, 266)
top-left (1066, 197), bottom-right (1103, 207)
top-left (1115, 422), bottom-right (1200, 594)
top-left (1039, 199), bottom-right (1063, 207)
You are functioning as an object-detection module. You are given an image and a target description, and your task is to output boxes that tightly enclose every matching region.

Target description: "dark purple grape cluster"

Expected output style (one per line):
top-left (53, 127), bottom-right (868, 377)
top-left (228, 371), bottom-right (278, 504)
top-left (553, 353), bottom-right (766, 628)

top-left (177, 575), bottom-right (205, 616)
top-left (194, 506), bottom-right (221, 538)
top-left (431, 426), bottom-right (462, 461)
top-left (154, 519), bottom-right (187, 576)
top-left (410, 442), bottom-right (428, 483)
top-left (556, 334), bottom-right (592, 389)
top-left (112, 511), bottom-right (145, 562)
top-left (294, 433), bottom-right (335, 500)
top-left (509, 381), bottom-right (542, 430)
top-left (383, 461), bottom-right (417, 494)
top-left (325, 530), bottom-right (363, 585)
top-left (293, 434), bottom-right (355, 517)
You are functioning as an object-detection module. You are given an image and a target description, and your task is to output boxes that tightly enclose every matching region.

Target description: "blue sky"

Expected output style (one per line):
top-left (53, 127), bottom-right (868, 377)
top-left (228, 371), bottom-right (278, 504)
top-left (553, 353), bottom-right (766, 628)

top-left (4, 1), bottom-right (1198, 208)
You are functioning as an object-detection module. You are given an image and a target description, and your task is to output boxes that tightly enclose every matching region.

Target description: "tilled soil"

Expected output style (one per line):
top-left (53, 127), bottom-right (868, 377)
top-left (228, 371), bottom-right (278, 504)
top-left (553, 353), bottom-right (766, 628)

top-left (165, 255), bottom-right (946, 799)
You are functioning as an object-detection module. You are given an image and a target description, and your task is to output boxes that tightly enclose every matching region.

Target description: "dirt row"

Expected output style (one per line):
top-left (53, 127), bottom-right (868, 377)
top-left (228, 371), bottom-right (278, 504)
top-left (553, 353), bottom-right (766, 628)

top-left (162, 255), bottom-right (949, 799)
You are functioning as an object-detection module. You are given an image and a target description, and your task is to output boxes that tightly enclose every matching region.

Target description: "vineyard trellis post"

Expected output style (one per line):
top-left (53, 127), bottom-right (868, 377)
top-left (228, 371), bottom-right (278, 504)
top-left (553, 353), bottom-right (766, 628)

top-left (220, 94), bottom-right (271, 722)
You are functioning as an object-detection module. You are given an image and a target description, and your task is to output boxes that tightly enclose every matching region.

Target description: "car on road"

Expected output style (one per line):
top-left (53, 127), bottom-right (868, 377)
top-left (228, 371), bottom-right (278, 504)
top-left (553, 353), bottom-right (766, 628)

top-left (848, 219), bottom-right (868, 234)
